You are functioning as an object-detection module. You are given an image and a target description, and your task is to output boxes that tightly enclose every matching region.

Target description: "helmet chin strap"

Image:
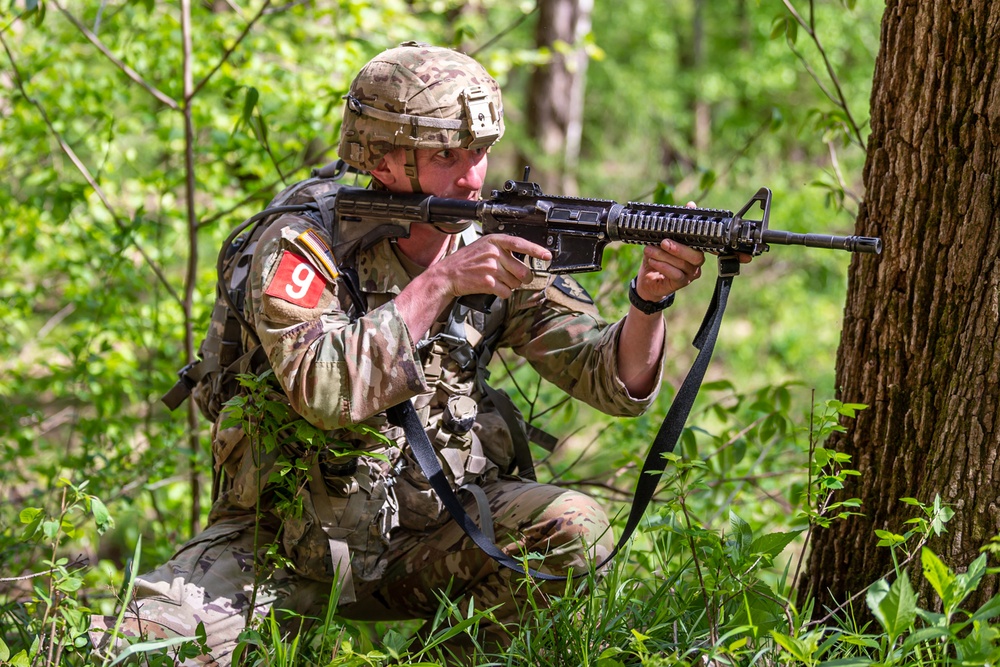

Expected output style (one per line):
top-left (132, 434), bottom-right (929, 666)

top-left (402, 147), bottom-right (422, 194)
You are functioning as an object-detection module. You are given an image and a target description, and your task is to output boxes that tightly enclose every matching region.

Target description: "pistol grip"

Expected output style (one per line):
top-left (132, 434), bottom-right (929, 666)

top-left (457, 294), bottom-right (497, 314)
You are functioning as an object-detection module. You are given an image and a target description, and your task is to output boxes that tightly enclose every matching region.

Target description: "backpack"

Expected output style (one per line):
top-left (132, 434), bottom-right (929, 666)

top-left (162, 162), bottom-right (352, 421)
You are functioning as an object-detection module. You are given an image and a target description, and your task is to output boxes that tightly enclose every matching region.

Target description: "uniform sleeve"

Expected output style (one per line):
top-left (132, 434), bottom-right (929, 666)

top-left (498, 275), bottom-right (663, 417)
top-left (246, 216), bottom-right (428, 430)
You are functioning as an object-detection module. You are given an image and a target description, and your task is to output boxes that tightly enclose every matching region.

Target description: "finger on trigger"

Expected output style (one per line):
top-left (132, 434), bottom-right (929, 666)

top-left (494, 234), bottom-right (552, 262)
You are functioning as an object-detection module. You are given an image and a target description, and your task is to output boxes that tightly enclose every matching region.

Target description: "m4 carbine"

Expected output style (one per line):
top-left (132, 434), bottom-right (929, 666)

top-left (325, 174), bottom-right (882, 277)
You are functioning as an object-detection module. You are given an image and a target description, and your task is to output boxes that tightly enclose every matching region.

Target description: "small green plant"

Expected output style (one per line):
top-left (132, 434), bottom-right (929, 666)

top-left (771, 544), bottom-right (1000, 666)
top-left (874, 495), bottom-right (956, 574)
top-left (3, 478), bottom-right (114, 666)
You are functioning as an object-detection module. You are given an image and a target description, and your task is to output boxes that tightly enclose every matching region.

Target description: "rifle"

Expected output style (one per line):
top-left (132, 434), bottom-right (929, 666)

top-left (325, 172), bottom-right (882, 280)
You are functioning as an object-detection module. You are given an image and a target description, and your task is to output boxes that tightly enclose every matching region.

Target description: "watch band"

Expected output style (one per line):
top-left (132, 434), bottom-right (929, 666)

top-left (629, 277), bottom-right (675, 314)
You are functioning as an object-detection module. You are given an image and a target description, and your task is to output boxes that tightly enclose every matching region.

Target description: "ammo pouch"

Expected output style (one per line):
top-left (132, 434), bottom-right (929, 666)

top-left (280, 459), bottom-right (393, 604)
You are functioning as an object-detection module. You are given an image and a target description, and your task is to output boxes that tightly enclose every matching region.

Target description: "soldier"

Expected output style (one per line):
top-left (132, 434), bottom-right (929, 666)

top-left (91, 42), bottom-right (706, 665)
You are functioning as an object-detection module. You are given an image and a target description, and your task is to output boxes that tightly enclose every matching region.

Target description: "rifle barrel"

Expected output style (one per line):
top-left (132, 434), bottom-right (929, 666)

top-left (761, 230), bottom-right (882, 254)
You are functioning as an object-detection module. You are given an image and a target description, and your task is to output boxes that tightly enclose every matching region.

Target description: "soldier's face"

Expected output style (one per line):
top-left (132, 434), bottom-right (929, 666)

top-left (415, 147), bottom-right (488, 199)
top-left (380, 147), bottom-right (489, 199)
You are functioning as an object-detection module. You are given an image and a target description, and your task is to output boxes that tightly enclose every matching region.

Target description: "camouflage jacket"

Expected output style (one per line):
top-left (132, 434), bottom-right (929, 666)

top-left (207, 178), bottom-right (663, 593)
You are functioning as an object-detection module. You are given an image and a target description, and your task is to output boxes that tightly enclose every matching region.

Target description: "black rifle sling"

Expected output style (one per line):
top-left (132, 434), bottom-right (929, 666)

top-left (386, 260), bottom-right (737, 581)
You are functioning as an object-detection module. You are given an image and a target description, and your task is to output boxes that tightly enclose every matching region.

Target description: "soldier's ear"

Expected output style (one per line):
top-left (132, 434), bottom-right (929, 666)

top-left (370, 154), bottom-right (398, 188)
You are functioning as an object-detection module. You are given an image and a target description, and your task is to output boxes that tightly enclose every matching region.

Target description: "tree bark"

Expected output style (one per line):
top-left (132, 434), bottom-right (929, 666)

top-left (804, 0), bottom-right (1000, 611)
top-left (523, 0), bottom-right (592, 195)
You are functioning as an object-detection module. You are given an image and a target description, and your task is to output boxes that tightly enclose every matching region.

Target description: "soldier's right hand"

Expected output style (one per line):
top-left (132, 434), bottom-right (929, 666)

top-left (432, 234), bottom-right (552, 300)
top-left (394, 234), bottom-right (551, 343)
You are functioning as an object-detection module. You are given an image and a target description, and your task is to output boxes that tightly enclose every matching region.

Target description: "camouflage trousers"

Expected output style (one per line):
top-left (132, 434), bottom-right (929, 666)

top-left (89, 479), bottom-right (613, 666)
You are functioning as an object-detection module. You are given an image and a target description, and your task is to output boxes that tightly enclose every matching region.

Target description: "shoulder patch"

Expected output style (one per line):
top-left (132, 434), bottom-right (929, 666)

top-left (264, 250), bottom-right (328, 308)
top-left (551, 275), bottom-right (594, 305)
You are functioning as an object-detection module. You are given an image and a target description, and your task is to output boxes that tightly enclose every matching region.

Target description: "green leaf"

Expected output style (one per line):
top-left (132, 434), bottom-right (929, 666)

top-left (109, 636), bottom-right (202, 666)
top-left (969, 592), bottom-right (1000, 622)
top-left (729, 510), bottom-right (754, 562)
top-left (0, 636), bottom-right (9, 662)
top-left (769, 16), bottom-right (791, 42)
top-left (89, 496), bottom-right (114, 534)
top-left (875, 529), bottom-right (906, 547)
top-left (836, 403), bottom-right (867, 417)
top-left (770, 630), bottom-right (811, 662)
top-left (921, 548), bottom-right (953, 604)
top-left (652, 182), bottom-right (674, 205)
top-left (750, 530), bottom-right (802, 561)
top-left (701, 379), bottom-right (736, 392)
top-left (901, 626), bottom-right (949, 652)
top-left (785, 17), bottom-right (799, 45)
top-left (41, 519), bottom-right (60, 540)
top-left (930, 494), bottom-right (955, 535)
top-left (950, 553), bottom-right (988, 611)
top-left (242, 86), bottom-right (259, 126)
top-left (19, 507), bottom-right (43, 524)
top-left (867, 573), bottom-right (917, 639)
top-left (19, 507), bottom-right (44, 541)
top-left (698, 169), bottom-right (717, 193)
top-left (813, 447), bottom-right (832, 468)
top-left (56, 575), bottom-right (83, 593)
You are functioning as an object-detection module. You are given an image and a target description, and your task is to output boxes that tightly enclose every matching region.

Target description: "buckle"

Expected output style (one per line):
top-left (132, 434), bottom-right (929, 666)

top-left (718, 254), bottom-right (742, 278)
top-left (176, 361), bottom-right (199, 389)
top-left (321, 457), bottom-right (359, 478)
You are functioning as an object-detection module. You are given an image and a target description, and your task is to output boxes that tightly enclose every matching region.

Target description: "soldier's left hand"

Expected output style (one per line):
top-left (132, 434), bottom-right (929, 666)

top-left (634, 239), bottom-right (706, 303)
top-left (634, 201), bottom-right (753, 303)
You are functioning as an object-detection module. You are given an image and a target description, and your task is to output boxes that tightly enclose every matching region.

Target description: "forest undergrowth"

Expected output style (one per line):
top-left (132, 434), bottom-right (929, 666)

top-left (5, 383), bottom-right (997, 666)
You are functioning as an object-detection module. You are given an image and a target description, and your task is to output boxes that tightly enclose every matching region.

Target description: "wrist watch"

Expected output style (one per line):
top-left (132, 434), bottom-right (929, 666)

top-left (628, 277), bottom-right (675, 314)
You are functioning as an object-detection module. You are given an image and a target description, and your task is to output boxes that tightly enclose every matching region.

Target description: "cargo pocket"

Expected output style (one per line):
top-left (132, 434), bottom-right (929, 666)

top-left (394, 424), bottom-right (469, 532)
top-left (281, 460), bottom-right (391, 604)
top-left (212, 424), bottom-right (249, 479)
top-left (474, 409), bottom-right (516, 474)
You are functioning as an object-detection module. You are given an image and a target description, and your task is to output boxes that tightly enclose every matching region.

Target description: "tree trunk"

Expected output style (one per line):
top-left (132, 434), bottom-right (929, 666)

top-left (524, 0), bottom-right (592, 195)
top-left (804, 0), bottom-right (1000, 611)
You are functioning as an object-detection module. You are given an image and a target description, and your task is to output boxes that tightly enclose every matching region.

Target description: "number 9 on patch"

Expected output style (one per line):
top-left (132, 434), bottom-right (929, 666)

top-left (264, 250), bottom-right (328, 308)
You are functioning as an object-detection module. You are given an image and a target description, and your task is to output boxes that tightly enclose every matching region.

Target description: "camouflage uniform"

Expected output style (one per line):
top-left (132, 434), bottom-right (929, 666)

top-left (90, 44), bottom-right (663, 666)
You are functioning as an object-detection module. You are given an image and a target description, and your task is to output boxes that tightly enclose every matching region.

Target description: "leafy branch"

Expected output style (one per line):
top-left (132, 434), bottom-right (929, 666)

top-left (0, 29), bottom-right (183, 307)
top-left (776, 0), bottom-right (867, 151)
top-left (51, 0), bottom-right (179, 110)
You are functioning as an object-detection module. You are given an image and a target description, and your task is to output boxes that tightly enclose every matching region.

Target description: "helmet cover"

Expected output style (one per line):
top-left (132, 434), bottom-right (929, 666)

top-left (338, 42), bottom-right (505, 172)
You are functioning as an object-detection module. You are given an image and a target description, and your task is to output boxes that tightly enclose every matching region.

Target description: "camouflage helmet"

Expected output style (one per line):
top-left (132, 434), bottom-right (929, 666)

top-left (338, 42), bottom-right (505, 176)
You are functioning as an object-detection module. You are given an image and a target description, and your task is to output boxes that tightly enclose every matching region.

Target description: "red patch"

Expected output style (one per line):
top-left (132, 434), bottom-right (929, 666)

top-left (264, 251), bottom-right (327, 308)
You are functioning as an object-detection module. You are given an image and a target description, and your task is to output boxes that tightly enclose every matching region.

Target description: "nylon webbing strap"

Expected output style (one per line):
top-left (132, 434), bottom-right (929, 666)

top-left (387, 399), bottom-right (561, 580)
top-left (609, 273), bottom-right (733, 555)
top-left (389, 269), bottom-right (735, 581)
